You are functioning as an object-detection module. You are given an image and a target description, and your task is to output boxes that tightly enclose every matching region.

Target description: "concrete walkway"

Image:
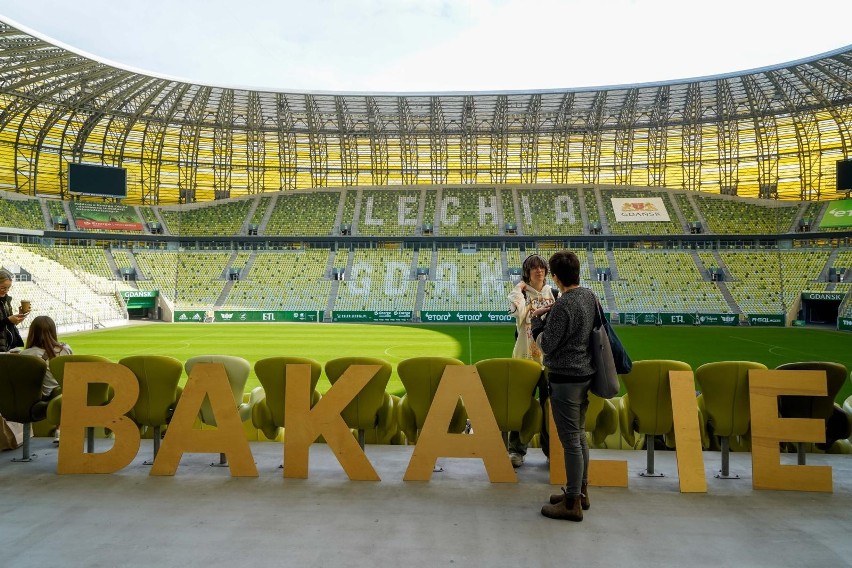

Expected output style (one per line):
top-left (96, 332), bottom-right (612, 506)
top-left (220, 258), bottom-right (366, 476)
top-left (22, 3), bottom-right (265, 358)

top-left (1, 439), bottom-right (850, 568)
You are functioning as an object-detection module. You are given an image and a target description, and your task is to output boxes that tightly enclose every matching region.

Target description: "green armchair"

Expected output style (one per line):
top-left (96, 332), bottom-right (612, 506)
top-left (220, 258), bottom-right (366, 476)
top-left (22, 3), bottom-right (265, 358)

top-left (324, 357), bottom-right (393, 449)
top-left (619, 359), bottom-right (693, 477)
top-left (0, 355), bottom-right (48, 462)
top-left (474, 358), bottom-right (543, 448)
top-left (46, 354), bottom-right (113, 453)
top-left (695, 360), bottom-right (767, 478)
top-left (250, 357), bottom-right (322, 442)
top-left (775, 362), bottom-right (850, 462)
top-left (397, 356), bottom-right (467, 444)
top-left (119, 355), bottom-right (183, 464)
top-left (185, 355), bottom-right (251, 466)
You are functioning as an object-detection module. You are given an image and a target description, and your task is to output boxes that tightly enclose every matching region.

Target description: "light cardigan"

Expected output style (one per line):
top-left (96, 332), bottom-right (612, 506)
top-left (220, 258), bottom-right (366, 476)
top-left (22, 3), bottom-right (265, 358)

top-left (19, 344), bottom-right (72, 398)
top-left (508, 282), bottom-right (555, 362)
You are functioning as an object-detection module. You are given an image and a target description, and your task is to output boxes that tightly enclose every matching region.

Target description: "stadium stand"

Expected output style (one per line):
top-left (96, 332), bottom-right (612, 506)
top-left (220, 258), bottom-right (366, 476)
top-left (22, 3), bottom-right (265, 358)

top-left (133, 252), bottom-right (231, 308)
top-left (693, 195), bottom-right (800, 234)
top-left (582, 188), bottom-right (602, 232)
top-left (110, 249), bottom-right (138, 278)
top-left (28, 244), bottom-right (115, 280)
top-left (799, 201), bottom-right (823, 231)
top-left (422, 190), bottom-right (437, 233)
top-left (264, 191), bottom-right (341, 236)
top-left (0, 243), bottom-right (128, 330)
top-left (517, 187), bottom-right (585, 236)
top-left (356, 189), bottom-right (421, 237)
top-left (0, 193), bottom-right (44, 230)
top-left (139, 206), bottom-right (159, 225)
top-left (831, 251), bottom-right (852, 317)
top-left (333, 247), bottom-right (418, 311)
top-left (340, 190), bottom-right (358, 234)
top-left (718, 250), bottom-right (830, 314)
top-left (159, 199), bottom-right (252, 236)
top-left (45, 200), bottom-right (66, 228)
top-left (251, 196), bottom-right (272, 226)
top-left (417, 248), bottom-right (433, 276)
top-left (422, 246), bottom-right (510, 311)
top-left (609, 250), bottom-right (730, 313)
top-left (499, 188), bottom-right (517, 231)
top-left (436, 188), bottom-right (501, 237)
top-left (223, 249), bottom-right (331, 312)
top-left (674, 194), bottom-right (701, 226)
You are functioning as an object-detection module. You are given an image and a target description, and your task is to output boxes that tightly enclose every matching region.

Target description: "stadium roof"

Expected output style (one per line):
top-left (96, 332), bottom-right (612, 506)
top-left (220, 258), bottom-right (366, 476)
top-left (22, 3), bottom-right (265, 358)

top-left (1, 18), bottom-right (851, 203)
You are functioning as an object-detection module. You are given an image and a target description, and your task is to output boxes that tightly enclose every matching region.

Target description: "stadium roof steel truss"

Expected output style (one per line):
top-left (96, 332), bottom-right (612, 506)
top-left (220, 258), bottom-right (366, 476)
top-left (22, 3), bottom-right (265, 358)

top-left (0, 20), bottom-right (851, 204)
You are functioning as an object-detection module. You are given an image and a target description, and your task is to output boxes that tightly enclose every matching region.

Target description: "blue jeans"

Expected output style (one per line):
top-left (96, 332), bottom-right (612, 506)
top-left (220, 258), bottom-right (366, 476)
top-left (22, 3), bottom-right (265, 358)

top-left (549, 380), bottom-right (590, 497)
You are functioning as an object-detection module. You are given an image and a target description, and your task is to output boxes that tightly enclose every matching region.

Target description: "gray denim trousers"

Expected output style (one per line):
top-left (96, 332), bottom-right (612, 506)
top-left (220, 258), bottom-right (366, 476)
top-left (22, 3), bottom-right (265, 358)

top-left (549, 379), bottom-right (591, 497)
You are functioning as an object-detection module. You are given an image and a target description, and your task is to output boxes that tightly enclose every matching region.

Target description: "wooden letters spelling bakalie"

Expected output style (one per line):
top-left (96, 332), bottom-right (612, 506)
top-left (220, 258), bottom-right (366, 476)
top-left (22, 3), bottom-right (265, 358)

top-left (56, 363), bottom-right (834, 492)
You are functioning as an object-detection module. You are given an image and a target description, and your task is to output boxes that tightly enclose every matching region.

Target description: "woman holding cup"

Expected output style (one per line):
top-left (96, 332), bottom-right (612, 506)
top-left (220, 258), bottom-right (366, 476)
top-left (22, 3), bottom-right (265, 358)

top-left (0, 268), bottom-right (28, 352)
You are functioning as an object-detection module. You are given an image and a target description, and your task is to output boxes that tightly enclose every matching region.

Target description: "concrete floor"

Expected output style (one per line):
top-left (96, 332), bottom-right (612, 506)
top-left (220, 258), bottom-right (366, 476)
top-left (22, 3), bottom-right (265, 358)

top-left (1, 439), bottom-right (850, 568)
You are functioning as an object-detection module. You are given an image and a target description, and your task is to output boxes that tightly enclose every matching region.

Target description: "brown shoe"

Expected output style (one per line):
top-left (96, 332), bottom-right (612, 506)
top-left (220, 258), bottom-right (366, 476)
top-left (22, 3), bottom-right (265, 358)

top-left (549, 485), bottom-right (590, 510)
top-left (541, 493), bottom-right (583, 522)
top-left (580, 482), bottom-right (590, 510)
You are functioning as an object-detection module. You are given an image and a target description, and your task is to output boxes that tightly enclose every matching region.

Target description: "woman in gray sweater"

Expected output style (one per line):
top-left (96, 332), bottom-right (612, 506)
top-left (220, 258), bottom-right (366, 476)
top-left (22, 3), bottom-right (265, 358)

top-left (531, 250), bottom-right (597, 522)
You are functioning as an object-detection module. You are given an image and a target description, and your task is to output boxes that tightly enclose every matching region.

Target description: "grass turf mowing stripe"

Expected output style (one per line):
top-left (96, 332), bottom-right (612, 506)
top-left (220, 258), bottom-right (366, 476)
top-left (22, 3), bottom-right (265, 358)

top-left (64, 323), bottom-right (852, 402)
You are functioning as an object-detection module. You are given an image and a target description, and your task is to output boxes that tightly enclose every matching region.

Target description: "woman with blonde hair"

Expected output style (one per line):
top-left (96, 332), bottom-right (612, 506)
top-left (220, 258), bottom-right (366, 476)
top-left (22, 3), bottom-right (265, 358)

top-left (0, 268), bottom-right (27, 352)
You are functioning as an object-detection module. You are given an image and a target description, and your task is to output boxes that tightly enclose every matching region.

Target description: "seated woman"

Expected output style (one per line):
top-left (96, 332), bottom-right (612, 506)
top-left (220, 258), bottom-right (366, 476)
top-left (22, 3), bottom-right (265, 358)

top-left (19, 316), bottom-right (72, 443)
top-left (19, 315), bottom-right (72, 398)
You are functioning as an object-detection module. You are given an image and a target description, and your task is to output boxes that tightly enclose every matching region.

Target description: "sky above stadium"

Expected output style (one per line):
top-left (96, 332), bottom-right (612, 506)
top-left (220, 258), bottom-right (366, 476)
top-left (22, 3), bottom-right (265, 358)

top-left (2, 0), bottom-right (851, 93)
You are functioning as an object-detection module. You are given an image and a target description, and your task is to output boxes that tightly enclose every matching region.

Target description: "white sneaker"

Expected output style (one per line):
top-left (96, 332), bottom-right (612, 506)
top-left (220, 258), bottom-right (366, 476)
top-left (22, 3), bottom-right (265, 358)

top-left (509, 452), bottom-right (525, 468)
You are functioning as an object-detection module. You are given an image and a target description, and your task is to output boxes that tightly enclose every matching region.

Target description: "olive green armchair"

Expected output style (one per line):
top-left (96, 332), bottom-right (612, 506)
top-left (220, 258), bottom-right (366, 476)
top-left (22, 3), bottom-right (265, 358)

top-left (119, 355), bottom-right (184, 464)
top-left (46, 354), bottom-right (113, 453)
top-left (474, 358), bottom-right (542, 448)
top-left (695, 360), bottom-right (767, 478)
top-left (324, 357), bottom-right (393, 449)
top-left (397, 356), bottom-right (467, 444)
top-left (0, 355), bottom-right (48, 462)
top-left (250, 356), bottom-right (322, 442)
top-left (185, 355), bottom-right (251, 466)
top-left (619, 359), bottom-right (693, 477)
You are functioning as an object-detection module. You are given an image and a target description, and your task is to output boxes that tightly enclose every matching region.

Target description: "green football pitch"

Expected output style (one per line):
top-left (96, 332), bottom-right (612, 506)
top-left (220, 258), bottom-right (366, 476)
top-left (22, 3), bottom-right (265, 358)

top-left (64, 323), bottom-right (852, 403)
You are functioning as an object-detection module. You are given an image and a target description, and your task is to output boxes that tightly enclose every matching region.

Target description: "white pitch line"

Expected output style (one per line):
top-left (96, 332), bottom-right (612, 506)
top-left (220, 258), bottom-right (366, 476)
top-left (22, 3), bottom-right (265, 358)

top-left (731, 335), bottom-right (809, 357)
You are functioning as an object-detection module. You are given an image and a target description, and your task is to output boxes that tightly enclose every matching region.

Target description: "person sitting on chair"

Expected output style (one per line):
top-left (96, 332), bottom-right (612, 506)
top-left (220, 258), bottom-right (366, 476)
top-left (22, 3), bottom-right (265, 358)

top-left (19, 316), bottom-right (72, 443)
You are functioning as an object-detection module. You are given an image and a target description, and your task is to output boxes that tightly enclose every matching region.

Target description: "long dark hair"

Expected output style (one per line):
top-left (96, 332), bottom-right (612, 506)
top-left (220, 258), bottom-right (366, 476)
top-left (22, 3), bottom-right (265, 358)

top-left (25, 315), bottom-right (63, 359)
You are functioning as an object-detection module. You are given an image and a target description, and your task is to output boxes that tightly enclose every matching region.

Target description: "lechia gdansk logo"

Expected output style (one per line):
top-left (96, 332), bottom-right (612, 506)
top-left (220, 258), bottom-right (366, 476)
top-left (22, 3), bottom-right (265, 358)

top-left (621, 201), bottom-right (658, 212)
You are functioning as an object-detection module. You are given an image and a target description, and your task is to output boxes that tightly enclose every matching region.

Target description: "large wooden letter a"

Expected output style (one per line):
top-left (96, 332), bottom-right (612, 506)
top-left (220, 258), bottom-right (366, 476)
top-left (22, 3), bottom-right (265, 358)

top-left (404, 365), bottom-right (516, 482)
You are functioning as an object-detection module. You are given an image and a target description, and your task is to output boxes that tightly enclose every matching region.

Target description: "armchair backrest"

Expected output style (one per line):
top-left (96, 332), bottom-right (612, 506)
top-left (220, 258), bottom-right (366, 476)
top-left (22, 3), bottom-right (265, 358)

top-left (118, 355), bottom-right (183, 427)
top-left (397, 356), bottom-right (465, 427)
top-left (695, 360), bottom-right (767, 437)
top-left (185, 355), bottom-right (251, 425)
top-left (325, 357), bottom-right (391, 430)
top-left (0, 355), bottom-right (47, 423)
top-left (254, 357), bottom-right (322, 428)
top-left (474, 358), bottom-right (542, 432)
top-left (775, 361), bottom-right (848, 420)
top-left (622, 359), bottom-right (692, 436)
top-left (50, 354), bottom-right (112, 406)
